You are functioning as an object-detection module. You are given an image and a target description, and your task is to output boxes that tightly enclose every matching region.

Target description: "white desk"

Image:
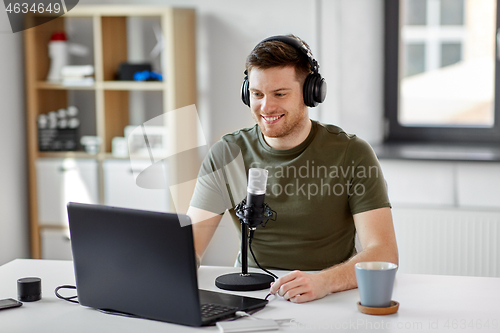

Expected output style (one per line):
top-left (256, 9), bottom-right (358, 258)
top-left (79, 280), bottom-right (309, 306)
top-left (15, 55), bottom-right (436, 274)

top-left (1, 259), bottom-right (499, 332)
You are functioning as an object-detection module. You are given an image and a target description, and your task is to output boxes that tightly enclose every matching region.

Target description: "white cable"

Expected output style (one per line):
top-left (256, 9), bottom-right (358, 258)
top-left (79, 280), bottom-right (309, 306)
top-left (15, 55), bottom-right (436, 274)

top-left (235, 311), bottom-right (258, 320)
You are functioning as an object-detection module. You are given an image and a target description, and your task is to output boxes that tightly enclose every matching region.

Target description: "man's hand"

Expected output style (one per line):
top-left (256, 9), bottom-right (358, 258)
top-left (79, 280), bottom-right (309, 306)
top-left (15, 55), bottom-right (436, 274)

top-left (269, 270), bottom-right (330, 303)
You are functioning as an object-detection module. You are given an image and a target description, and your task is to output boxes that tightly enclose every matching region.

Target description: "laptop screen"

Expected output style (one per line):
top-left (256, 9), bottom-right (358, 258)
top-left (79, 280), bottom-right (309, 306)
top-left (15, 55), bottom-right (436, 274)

top-left (67, 202), bottom-right (203, 326)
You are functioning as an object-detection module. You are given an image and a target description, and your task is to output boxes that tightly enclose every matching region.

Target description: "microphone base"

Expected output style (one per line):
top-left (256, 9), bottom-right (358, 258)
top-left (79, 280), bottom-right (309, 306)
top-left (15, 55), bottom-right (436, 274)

top-left (215, 272), bottom-right (275, 291)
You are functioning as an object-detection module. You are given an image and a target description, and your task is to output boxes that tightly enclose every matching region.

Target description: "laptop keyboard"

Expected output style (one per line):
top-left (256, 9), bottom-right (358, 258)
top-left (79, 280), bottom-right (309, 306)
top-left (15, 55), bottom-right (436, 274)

top-left (200, 303), bottom-right (238, 320)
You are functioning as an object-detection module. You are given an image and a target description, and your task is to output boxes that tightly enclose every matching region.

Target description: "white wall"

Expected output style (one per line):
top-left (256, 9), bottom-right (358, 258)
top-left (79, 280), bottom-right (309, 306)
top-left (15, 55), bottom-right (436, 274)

top-left (0, 0), bottom-right (385, 264)
top-left (320, 0), bottom-right (385, 144)
top-left (0, 10), bottom-right (29, 264)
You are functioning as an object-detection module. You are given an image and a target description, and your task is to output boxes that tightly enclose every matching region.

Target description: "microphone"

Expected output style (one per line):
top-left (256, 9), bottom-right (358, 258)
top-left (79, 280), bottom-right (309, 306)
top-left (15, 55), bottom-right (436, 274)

top-left (215, 168), bottom-right (277, 291)
top-left (241, 168), bottom-right (269, 229)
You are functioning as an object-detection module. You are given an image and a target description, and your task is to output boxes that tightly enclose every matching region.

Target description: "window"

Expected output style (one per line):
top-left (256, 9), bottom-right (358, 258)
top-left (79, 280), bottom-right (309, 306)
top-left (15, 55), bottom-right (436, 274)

top-left (384, 0), bottom-right (500, 142)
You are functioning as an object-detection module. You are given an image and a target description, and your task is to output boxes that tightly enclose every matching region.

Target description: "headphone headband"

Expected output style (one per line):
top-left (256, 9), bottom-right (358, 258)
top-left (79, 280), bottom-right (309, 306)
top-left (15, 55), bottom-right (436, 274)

top-left (256, 35), bottom-right (320, 73)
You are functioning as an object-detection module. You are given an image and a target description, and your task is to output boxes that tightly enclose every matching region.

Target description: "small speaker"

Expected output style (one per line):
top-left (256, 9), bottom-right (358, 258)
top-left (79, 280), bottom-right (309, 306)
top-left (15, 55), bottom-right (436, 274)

top-left (17, 277), bottom-right (42, 302)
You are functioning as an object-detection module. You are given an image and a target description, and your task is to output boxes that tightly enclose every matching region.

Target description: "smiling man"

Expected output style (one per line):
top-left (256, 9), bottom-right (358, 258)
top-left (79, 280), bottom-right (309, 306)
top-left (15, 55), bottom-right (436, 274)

top-left (187, 35), bottom-right (398, 303)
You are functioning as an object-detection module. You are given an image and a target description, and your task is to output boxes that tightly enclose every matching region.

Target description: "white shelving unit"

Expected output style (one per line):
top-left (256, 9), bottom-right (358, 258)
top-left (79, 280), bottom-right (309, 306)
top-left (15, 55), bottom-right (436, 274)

top-left (24, 6), bottom-right (198, 258)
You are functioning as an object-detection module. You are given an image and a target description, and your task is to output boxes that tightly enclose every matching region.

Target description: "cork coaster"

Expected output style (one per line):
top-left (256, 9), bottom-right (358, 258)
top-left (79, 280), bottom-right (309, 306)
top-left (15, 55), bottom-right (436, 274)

top-left (357, 300), bottom-right (399, 315)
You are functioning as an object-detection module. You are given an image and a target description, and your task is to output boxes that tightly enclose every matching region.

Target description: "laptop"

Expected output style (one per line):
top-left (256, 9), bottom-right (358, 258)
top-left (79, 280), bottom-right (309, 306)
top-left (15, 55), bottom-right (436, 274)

top-left (67, 202), bottom-right (268, 326)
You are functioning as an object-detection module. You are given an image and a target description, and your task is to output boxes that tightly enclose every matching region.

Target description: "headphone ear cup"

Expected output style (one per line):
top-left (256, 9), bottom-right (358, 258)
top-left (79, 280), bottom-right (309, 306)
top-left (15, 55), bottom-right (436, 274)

top-left (314, 76), bottom-right (327, 105)
top-left (241, 76), bottom-right (250, 107)
top-left (303, 73), bottom-right (326, 107)
top-left (303, 73), bottom-right (316, 107)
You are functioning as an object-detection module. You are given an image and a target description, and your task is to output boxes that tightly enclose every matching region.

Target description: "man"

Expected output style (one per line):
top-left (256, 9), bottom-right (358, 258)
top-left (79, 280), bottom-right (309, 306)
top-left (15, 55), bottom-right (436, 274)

top-left (187, 35), bottom-right (398, 303)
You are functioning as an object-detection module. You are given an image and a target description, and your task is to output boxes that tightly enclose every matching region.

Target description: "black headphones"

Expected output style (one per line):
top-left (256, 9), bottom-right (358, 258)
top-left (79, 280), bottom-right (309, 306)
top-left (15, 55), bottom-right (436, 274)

top-left (241, 35), bottom-right (327, 108)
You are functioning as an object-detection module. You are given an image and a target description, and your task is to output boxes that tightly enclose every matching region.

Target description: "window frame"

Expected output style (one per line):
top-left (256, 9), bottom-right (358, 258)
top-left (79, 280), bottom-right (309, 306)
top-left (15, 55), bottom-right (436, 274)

top-left (384, 0), bottom-right (500, 143)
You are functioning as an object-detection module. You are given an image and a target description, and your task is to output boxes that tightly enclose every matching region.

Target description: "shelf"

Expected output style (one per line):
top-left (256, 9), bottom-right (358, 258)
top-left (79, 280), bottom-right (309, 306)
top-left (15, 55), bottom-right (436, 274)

top-left (64, 5), bottom-right (169, 16)
top-left (100, 81), bottom-right (165, 91)
top-left (36, 81), bottom-right (165, 91)
top-left (102, 153), bottom-right (148, 159)
top-left (38, 151), bottom-right (146, 162)
top-left (39, 151), bottom-right (161, 161)
top-left (37, 82), bottom-right (96, 90)
top-left (38, 151), bottom-right (97, 159)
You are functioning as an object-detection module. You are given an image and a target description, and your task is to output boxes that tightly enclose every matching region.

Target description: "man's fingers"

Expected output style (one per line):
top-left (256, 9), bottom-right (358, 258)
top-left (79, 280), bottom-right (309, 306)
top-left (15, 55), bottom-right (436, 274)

top-left (283, 284), bottom-right (308, 300)
top-left (276, 275), bottom-right (307, 297)
top-left (270, 270), bottom-right (301, 294)
top-left (290, 293), bottom-right (313, 303)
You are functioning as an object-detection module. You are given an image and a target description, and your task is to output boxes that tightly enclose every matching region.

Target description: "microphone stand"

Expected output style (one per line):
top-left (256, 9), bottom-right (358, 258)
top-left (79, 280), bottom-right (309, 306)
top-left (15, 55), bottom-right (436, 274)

top-left (215, 199), bottom-right (276, 291)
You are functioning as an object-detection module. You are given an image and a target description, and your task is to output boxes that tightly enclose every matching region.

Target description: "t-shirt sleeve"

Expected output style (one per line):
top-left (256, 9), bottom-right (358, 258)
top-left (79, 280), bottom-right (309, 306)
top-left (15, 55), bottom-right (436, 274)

top-left (189, 140), bottom-right (247, 214)
top-left (344, 137), bottom-right (391, 215)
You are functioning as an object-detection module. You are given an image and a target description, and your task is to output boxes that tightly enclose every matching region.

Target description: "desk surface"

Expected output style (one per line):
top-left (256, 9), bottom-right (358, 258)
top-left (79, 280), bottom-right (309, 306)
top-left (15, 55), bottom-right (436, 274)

top-left (1, 259), bottom-right (499, 332)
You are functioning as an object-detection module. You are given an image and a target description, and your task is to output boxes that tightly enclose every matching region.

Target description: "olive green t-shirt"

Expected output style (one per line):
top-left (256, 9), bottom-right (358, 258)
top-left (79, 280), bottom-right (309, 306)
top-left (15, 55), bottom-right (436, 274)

top-left (190, 120), bottom-right (391, 271)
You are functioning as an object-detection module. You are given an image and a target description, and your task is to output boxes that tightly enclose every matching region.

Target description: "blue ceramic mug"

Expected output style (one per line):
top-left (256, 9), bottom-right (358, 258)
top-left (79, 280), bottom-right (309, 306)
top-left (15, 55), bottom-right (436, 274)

top-left (355, 262), bottom-right (398, 308)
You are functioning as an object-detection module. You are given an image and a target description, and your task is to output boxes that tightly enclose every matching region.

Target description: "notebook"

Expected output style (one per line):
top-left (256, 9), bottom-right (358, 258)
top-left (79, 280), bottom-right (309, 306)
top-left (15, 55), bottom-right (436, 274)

top-left (67, 202), bottom-right (268, 326)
